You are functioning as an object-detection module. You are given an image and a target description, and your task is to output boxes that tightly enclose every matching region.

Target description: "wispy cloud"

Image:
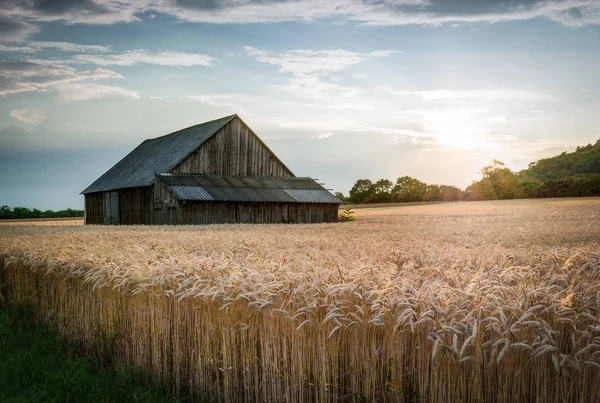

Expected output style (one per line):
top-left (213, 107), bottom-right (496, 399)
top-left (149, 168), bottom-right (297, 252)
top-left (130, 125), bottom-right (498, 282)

top-left (313, 132), bottom-right (335, 139)
top-left (54, 82), bottom-right (140, 102)
top-left (245, 47), bottom-right (399, 76)
top-left (73, 50), bottom-right (216, 67)
top-left (185, 94), bottom-right (248, 114)
top-left (0, 0), bottom-right (145, 25)
top-left (0, 59), bottom-right (124, 96)
top-left (1, 0), bottom-right (598, 28)
top-left (0, 16), bottom-right (39, 42)
top-left (246, 46), bottom-right (398, 109)
top-left (0, 41), bottom-right (110, 53)
top-left (153, 0), bottom-right (600, 27)
top-left (10, 108), bottom-right (46, 125)
top-left (383, 88), bottom-right (550, 100)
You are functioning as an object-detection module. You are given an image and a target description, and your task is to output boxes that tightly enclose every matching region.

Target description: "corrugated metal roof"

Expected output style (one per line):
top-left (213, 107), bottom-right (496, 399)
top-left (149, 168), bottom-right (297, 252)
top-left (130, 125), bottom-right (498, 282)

top-left (81, 115), bottom-right (237, 194)
top-left (156, 174), bottom-right (342, 204)
top-left (170, 186), bottom-right (214, 201)
top-left (283, 189), bottom-right (342, 204)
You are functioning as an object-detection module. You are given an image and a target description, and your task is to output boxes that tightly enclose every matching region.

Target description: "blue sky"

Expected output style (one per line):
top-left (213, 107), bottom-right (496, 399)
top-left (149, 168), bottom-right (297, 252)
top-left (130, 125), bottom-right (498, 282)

top-left (1, 0), bottom-right (599, 209)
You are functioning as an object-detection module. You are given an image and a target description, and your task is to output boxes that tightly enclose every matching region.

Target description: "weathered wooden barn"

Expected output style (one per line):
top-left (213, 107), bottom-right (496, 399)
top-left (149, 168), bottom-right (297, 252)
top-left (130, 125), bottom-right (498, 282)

top-left (81, 114), bottom-right (341, 225)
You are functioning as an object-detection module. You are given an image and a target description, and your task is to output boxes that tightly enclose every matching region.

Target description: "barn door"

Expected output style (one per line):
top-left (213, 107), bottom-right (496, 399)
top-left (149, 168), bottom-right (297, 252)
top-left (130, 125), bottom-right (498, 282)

top-left (103, 191), bottom-right (120, 225)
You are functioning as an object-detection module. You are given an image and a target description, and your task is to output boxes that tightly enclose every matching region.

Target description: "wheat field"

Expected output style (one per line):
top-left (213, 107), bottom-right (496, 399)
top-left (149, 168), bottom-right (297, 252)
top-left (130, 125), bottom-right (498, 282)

top-left (1, 198), bottom-right (599, 402)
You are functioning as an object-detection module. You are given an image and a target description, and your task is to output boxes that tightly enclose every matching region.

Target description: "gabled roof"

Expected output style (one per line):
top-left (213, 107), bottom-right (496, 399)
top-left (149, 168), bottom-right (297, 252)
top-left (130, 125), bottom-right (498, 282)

top-left (81, 114), bottom-right (237, 194)
top-left (156, 173), bottom-right (342, 204)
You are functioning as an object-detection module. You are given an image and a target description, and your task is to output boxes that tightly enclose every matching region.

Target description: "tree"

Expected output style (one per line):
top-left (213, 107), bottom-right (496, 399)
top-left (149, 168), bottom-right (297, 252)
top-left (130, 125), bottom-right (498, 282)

top-left (349, 179), bottom-right (374, 203)
top-left (338, 206), bottom-right (356, 222)
top-left (440, 185), bottom-right (464, 201)
top-left (423, 184), bottom-right (441, 202)
top-left (371, 179), bottom-right (393, 203)
top-left (467, 160), bottom-right (520, 200)
top-left (392, 176), bottom-right (428, 202)
top-left (334, 192), bottom-right (346, 202)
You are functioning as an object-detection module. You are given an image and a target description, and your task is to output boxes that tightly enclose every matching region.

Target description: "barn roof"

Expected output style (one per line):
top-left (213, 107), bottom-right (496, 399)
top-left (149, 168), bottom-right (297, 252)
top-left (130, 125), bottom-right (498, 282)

top-left (156, 173), bottom-right (342, 204)
top-left (81, 114), bottom-right (237, 194)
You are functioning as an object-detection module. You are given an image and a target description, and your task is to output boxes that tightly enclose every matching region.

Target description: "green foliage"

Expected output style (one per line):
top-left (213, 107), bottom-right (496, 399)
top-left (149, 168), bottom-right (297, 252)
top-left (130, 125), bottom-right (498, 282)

top-left (466, 160), bottom-right (520, 200)
top-left (526, 140), bottom-right (600, 181)
top-left (334, 192), bottom-right (346, 202)
top-left (0, 305), bottom-right (181, 403)
top-left (348, 176), bottom-right (465, 204)
top-left (338, 206), bottom-right (356, 222)
top-left (440, 185), bottom-right (464, 201)
top-left (348, 179), bottom-right (374, 203)
top-left (465, 140), bottom-right (600, 200)
top-left (0, 206), bottom-right (84, 220)
top-left (392, 176), bottom-right (429, 202)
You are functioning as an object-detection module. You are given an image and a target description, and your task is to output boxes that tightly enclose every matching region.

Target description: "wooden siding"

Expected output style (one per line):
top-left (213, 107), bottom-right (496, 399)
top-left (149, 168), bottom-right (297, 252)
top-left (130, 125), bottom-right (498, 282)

top-left (119, 187), bottom-right (153, 225)
top-left (171, 117), bottom-right (294, 177)
top-left (84, 192), bottom-right (104, 224)
top-left (84, 187), bottom-right (153, 225)
top-left (153, 201), bottom-right (338, 225)
top-left (103, 191), bottom-right (120, 225)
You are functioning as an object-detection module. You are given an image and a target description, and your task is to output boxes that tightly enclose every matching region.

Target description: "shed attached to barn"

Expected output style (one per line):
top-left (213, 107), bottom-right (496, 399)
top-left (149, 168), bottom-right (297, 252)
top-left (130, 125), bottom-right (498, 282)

top-left (81, 114), bottom-right (341, 225)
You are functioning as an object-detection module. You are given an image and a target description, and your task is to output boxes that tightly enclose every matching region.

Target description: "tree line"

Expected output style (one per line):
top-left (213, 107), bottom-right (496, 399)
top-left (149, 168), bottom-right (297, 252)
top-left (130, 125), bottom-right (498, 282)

top-left (0, 206), bottom-right (84, 220)
top-left (339, 139), bottom-right (600, 203)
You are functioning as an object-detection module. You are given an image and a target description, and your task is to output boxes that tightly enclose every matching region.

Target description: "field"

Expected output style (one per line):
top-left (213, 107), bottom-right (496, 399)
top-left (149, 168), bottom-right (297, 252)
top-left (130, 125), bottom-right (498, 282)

top-left (1, 198), bottom-right (599, 402)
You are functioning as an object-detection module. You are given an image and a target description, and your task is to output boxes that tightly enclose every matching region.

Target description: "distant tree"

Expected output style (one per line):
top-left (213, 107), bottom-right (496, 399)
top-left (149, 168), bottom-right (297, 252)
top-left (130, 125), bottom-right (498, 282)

top-left (371, 179), bottom-right (394, 203)
top-left (349, 179), bottom-right (374, 203)
top-left (524, 140), bottom-right (600, 181)
top-left (467, 160), bottom-right (520, 200)
top-left (392, 176), bottom-right (428, 202)
top-left (334, 192), bottom-right (346, 202)
top-left (423, 184), bottom-right (441, 202)
top-left (517, 175), bottom-right (542, 199)
top-left (440, 185), bottom-right (464, 201)
top-left (0, 206), bottom-right (84, 220)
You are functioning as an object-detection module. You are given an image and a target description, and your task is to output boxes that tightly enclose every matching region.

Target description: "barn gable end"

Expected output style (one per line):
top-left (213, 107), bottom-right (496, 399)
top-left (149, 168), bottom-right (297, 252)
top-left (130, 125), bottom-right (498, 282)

top-left (171, 116), bottom-right (294, 177)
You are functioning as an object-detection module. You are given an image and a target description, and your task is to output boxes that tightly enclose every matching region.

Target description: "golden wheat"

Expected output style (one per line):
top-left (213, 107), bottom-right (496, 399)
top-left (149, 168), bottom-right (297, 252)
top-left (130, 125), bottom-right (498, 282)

top-left (0, 199), bottom-right (599, 402)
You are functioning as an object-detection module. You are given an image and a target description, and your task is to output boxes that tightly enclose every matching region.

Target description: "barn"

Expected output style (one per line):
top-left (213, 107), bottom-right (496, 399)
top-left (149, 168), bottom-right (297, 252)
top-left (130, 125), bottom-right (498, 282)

top-left (81, 114), bottom-right (341, 225)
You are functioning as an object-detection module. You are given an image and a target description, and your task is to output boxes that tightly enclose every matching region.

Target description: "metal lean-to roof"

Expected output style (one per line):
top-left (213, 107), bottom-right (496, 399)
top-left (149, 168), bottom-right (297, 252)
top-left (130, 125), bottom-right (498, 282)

top-left (156, 174), bottom-right (342, 204)
top-left (81, 115), bottom-right (237, 194)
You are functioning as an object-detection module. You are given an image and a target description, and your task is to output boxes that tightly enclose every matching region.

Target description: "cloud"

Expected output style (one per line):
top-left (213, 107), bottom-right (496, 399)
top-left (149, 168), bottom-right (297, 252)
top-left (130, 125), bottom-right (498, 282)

top-left (185, 93), bottom-right (246, 109)
top-left (54, 82), bottom-right (140, 102)
top-left (246, 46), bottom-right (398, 109)
top-left (351, 73), bottom-right (369, 80)
top-left (0, 59), bottom-right (124, 96)
top-left (10, 108), bottom-right (46, 125)
top-left (0, 16), bottom-right (39, 42)
top-left (245, 47), bottom-right (399, 76)
top-left (153, 0), bottom-right (600, 27)
top-left (313, 132), bottom-right (335, 139)
top-left (0, 0), bottom-right (147, 25)
top-left (3, 0), bottom-right (598, 27)
top-left (0, 41), bottom-right (110, 53)
top-left (383, 88), bottom-right (550, 100)
top-left (73, 50), bottom-right (216, 66)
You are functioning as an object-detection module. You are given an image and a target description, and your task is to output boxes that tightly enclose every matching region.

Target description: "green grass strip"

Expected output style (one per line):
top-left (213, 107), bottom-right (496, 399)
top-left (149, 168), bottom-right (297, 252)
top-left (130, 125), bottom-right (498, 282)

top-left (0, 305), bottom-right (181, 403)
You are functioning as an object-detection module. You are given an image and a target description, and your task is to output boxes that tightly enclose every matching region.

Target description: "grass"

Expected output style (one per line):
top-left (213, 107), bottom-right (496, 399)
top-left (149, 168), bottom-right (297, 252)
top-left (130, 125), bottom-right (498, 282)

top-left (0, 304), bottom-right (180, 403)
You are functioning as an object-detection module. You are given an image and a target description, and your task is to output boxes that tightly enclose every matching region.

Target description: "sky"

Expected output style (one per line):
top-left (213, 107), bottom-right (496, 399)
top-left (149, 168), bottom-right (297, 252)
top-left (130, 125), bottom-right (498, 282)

top-left (1, 0), bottom-right (599, 209)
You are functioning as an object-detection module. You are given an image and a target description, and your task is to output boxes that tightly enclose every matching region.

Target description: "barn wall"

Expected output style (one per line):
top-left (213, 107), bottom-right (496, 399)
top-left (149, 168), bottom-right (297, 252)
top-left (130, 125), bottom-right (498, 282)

top-left (119, 187), bottom-right (153, 225)
top-left (171, 117), bottom-right (294, 177)
top-left (84, 193), bottom-right (104, 224)
top-left (84, 187), bottom-right (153, 225)
top-left (152, 181), bottom-right (179, 225)
top-left (153, 202), bottom-right (338, 225)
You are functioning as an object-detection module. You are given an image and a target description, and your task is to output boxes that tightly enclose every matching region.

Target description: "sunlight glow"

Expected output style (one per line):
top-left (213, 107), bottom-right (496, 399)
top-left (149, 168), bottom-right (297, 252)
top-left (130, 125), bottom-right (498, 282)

top-left (422, 110), bottom-right (491, 150)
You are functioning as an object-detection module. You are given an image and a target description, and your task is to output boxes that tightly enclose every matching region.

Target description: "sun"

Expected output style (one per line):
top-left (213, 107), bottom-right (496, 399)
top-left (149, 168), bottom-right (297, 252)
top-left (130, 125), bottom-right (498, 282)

top-left (423, 110), bottom-right (488, 150)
